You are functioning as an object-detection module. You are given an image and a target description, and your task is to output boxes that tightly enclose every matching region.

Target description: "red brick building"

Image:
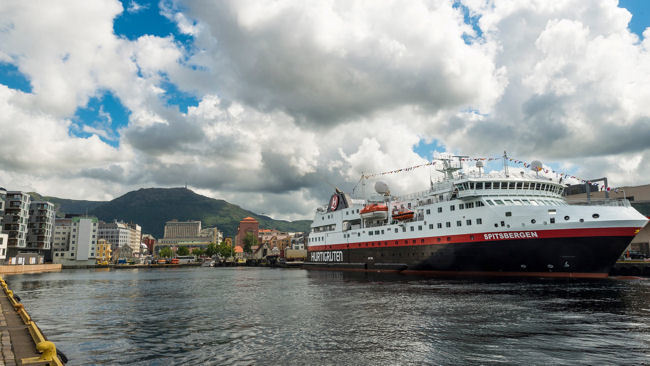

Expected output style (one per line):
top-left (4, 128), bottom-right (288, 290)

top-left (236, 217), bottom-right (259, 248)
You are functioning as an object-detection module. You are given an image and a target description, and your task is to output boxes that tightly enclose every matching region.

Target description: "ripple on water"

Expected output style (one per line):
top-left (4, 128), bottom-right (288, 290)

top-left (3, 268), bottom-right (650, 365)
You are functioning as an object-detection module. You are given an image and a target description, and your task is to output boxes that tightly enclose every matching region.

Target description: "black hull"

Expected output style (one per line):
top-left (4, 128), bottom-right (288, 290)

top-left (305, 236), bottom-right (634, 278)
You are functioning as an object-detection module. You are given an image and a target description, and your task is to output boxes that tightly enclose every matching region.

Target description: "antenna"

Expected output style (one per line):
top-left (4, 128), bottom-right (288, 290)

top-left (503, 151), bottom-right (509, 177)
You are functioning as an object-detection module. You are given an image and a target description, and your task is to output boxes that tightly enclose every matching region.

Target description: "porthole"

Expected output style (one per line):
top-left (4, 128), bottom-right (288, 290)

top-left (531, 219), bottom-right (536, 224)
top-left (564, 216), bottom-right (570, 221)
top-left (579, 218), bottom-right (584, 223)
top-left (592, 213), bottom-right (600, 219)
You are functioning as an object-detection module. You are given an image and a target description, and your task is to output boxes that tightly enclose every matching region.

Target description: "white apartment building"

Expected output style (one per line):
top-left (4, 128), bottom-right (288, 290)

top-left (99, 221), bottom-right (142, 255)
top-left (27, 201), bottom-right (55, 251)
top-left (0, 188), bottom-right (7, 262)
top-left (3, 191), bottom-right (31, 256)
top-left (52, 216), bottom-right (98, 265)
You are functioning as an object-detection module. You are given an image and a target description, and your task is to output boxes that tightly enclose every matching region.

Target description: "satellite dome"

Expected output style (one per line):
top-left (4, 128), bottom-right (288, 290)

top-left (530, 160), bottom-right (543, 172)
top-left (375, 181), bottom-right (390, 195)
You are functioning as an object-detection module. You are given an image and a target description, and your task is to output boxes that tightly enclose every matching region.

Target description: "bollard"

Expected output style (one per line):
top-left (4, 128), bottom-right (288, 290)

top-left (22, 340), bottom-right (64, 365)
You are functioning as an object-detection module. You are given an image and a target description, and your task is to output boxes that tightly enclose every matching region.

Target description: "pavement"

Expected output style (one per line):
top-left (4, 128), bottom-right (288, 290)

top-left (0, 288), bottom-right (40, 366)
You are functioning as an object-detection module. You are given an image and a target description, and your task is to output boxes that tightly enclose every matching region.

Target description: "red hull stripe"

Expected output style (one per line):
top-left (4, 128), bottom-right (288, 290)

top-left (308, 226), bottom-right (639, 252)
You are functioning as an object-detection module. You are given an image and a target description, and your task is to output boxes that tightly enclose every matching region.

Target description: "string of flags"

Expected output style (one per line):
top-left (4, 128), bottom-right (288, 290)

top-left (362, 156), bottom-right (623, 192)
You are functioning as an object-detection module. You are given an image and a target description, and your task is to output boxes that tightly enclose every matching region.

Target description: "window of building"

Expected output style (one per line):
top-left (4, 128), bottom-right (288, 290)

top-left (450, 205), bottom-right (455, 211)
top-left (438, 207), bottom-right (442, 213)
top-left (476, 218), bottom-right (482, 224)
top-left (456, 221), bottom-right (462, 227)
top-left (446, 222), bottom-right (451, 228)
top-left (466, 219), bottom-right (471, 225)
top-left (437, 223), bottom-right (442, 229)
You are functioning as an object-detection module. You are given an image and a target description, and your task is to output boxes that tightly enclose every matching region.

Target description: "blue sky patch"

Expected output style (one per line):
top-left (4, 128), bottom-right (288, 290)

top-left (161, 79), bottom-right (200, 113)
top-left (619, 0), bottom-right (649, 39)
top-left (414, 139), bottom-right (446, 161)
top-left (454, 1), bottom-right (483, 44)
top-left (0, 62), bottom-right (32, 93)
top-left (71, 91), bottom-right (130, 147)
top-left (113, 0), bottom-right (193, 44)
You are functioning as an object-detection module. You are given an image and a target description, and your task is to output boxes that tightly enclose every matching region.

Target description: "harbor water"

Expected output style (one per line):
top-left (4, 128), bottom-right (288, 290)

top-left (4, 267), bottom-right (650, 365)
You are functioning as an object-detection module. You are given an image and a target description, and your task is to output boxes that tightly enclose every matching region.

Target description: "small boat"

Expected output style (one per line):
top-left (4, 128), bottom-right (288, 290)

top-left (360, 203), bottom-right (388, 220)
top-left (392, 210), bottom-right (414, 221)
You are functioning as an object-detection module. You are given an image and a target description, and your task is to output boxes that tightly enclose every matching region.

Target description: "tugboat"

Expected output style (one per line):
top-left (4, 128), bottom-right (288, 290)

top-left (304, 153), bottom-right (648, 278)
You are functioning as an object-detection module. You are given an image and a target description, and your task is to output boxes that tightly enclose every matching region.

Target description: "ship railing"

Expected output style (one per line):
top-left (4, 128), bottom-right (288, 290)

top-left (565, 198), bottom-right (631, 207)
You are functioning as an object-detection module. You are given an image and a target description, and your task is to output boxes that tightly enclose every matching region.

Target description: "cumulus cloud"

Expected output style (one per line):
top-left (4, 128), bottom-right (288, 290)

top-left (0, 0), bottom-right (649, 220)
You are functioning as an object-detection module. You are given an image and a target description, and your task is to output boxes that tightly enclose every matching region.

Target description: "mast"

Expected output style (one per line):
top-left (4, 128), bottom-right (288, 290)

top-left (503, 151), bottom-right (510, 177)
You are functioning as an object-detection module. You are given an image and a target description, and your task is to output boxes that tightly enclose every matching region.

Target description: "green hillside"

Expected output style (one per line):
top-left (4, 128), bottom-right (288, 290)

top-left (28, 192), bottom-right (104, 217)
top-left (72, 187), bottom-right (311, 238)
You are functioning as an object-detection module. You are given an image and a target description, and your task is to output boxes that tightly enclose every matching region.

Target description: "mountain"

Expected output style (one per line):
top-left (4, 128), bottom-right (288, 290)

top-left (33, 188), bottom-right (311, 238)
top-left (28, 192), bottom-right (104, 216)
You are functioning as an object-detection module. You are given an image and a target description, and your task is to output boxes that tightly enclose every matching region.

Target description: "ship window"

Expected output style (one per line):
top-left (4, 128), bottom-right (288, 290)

top-left (426, 209), bottom-right (430, 214)
top-left (592, 213), bottom-right (599, 219)
top-left (494, 200), bottom-right (504, 205)
top-left (459, 204), bottom-right (464, 209)
top-left (375, 230), bottom-right (380, 235)
top-left (504, 199), bottom-right (513, 205)
top-left (478, 201), bottom-right (485, 207)
top-left (485, 182), bottom-right (492, 189)
top-left (509, 182), bottom-right (516, 189)
top-left (456, 221), bottom-right (462, 227)
top-left (476, 182), bottom-right (483, 189)
top-left (505, 212), bottom-right (512, 217)
top-left (469, 182), bottom-right (475, 189)
top-left (457, 184), bottom-right (464, 191)
top-left (500, 221), bottom-right (505, 227)
top-left (564, 216), bottom-right (570, 221)
top-left (446, 222), bottom-right (451, 228)
top-left (531, 219), bottom-right (536, 224)
top-left (402, 227), bottom-right (406, 232)
top-left (429, 224), bottom-right (433, 229)
top-left (437, 223), bottom-right (442, 229)
top-left (516, 182), bottom-right (523, 189)
top-left (410, 227), bottom-right (414, 231)
top-left (522, 199), bottom-right (530, 205)
top-left (529, 200), bottom-right (538, 206)
top-left (418, 226), bottom-right (422, 230)
top-left (466, 202), bottom-right (474, 208)
top-left (580, 218), bottom-right (584, 223)
top-left (548, 209), bottom-right (556, 214)
top-left (550, 218), bottom-right (555, 224)
top-left (438, 207), bottom-right (442, 213)
top-left (466, 219), bottom-right (472, 225)
top-left (477, 218), bottom-right (482, 224)
top-left (487, 200), bottom-right (495, 206)
top-left (394, 228), bottom-right (398, 233)
top-left (450, 205), bottom-right (455, 211)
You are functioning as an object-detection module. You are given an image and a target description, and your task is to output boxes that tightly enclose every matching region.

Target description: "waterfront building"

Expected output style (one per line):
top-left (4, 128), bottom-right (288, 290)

top-left (96, 238), bottom-right (112, 263)
top-left (52, 216), bottom-right (98, 265)
top-left (127, 223), bottom-right (142, 255)
top-left (290, 232), bottom-right (307, 250)
top-left (3, 191), bottom-right (31, 257)
top-left (156, 220), bottom-right (219, 254)
top-left (235, 217), bottom-right (259, 248)
top-left (0, 188), bottom-right (7, 263)
top-left (98, 221), bottom-right (130, 250)
top-left (142, 234), bottom-right (156, 254)
top-left (27, 201), bottom-right (55, 252)
top-left (164, 220), bottom-right (201, 238)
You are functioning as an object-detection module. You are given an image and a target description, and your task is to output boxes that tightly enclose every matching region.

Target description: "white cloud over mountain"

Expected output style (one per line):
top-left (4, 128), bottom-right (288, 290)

top-left (0, 0), bottom-right (648, 220)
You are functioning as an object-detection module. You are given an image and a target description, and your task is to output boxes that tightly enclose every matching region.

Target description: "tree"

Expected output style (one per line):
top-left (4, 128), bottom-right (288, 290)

top-left (159, 247), bottom-right (173, 258)
top-left (243, 232), bottom-right (258, 254)
top-left (205, 242), bottom-right (218, 257)
top-left (192, 248), bottom-right (204, 257)
top-left (217, 240), bottom-right (233, 258)
top-left (177, 246), bottom-right (190, 256)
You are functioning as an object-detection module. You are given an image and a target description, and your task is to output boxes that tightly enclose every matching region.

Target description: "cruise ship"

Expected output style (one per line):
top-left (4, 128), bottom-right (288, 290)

top-left (304, 155), bottom-right (648, 278)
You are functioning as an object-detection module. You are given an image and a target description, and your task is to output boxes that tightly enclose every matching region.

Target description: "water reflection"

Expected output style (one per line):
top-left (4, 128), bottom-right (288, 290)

top-left (3, 268), bottom-right (649, 365)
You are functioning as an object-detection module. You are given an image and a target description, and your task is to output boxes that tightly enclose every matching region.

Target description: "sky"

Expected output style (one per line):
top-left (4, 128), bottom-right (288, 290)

top-left (0, 0), bottom-right (649, 220)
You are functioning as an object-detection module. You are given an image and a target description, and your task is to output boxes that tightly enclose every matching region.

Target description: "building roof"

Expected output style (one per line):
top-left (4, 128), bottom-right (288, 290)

top-left (234, 246), bottom-right (244, 253)
top-left (241, 217), bottom-right (258, 222)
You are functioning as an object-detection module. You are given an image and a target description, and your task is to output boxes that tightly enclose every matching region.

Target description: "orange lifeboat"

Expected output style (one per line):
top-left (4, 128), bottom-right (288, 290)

top-left (360, 204), bottom-right (388, 220)
top-left (392, 210), bottom-right (414, 221)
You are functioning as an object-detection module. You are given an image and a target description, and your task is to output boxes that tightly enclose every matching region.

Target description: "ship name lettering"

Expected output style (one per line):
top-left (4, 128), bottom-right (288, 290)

top-left (483, 231), bottom-right (539, 240)
top-left (311, 251), bottom-right (343, 262)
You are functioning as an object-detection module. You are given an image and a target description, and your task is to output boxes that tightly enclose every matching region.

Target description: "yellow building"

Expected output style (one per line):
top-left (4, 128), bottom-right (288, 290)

top-left (96, 239), bottom-right (112, 264)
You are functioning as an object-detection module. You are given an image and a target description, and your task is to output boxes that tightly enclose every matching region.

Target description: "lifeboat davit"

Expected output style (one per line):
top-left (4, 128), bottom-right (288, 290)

top-left (360, 204), bottom-right (388, 220)
top-left (392, 210), bottom-right (414, 221)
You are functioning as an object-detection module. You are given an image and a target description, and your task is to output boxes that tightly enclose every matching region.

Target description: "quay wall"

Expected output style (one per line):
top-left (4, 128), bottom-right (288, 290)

top-left (0, 264), bottom-right (62, 274)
